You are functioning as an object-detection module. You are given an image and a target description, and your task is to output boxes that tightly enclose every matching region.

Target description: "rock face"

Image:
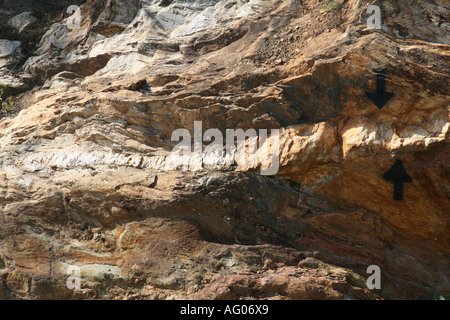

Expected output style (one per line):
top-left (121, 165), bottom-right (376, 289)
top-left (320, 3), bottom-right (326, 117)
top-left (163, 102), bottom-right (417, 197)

top-left (0, 0), bottom-right (449, 300)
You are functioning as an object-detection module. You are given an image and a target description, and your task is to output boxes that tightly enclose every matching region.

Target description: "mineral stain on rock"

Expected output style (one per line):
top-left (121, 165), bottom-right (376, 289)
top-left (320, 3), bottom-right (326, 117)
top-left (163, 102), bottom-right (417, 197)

top-left (0, 0), bottom-right (449, 300)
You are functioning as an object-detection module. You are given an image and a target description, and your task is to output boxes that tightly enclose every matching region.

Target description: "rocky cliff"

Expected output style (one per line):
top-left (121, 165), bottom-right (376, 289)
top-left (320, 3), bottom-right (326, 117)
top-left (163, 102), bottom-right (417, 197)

top-left (0, 0), bottom-right (448, 300)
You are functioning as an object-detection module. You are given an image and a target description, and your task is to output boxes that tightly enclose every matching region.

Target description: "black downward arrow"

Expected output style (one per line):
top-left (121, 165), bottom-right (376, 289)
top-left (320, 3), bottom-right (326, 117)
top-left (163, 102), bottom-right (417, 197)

top-left (383, 160), bottom-right (412, 201)
top-left (366, 69), bottom-right (394, 109)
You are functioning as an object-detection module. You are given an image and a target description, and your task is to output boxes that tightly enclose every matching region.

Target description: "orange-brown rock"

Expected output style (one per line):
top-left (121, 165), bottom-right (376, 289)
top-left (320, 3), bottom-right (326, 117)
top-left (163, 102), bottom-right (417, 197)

top-left (0, 0), bottom-right (448, 300)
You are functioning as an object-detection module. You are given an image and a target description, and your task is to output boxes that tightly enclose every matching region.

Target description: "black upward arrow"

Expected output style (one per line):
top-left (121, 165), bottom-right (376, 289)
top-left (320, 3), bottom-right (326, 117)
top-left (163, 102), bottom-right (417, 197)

top-left (366, 69), bottom-right (394, 109)
top-left (383, 160), bottom-right (412, 201)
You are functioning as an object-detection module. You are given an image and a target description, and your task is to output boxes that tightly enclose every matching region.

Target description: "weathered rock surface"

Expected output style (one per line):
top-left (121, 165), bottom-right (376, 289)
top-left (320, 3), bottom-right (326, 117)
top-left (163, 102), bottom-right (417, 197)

top-left (0, 0), bottom-right (449, 300)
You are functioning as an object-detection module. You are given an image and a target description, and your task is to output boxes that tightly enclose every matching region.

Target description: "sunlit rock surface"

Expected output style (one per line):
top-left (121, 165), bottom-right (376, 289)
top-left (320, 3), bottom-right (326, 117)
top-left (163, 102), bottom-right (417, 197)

top-left (0, 0), bottom-right (448, 299)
